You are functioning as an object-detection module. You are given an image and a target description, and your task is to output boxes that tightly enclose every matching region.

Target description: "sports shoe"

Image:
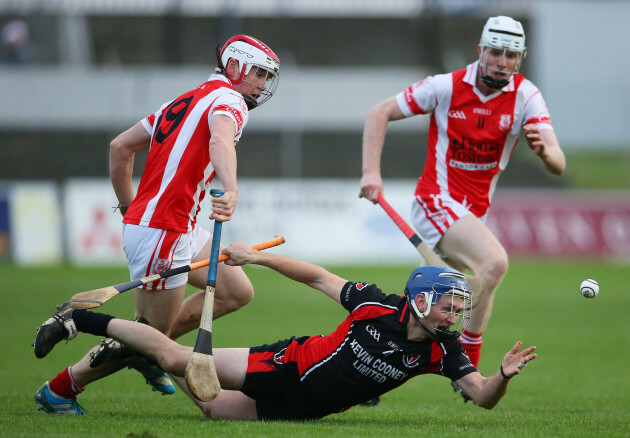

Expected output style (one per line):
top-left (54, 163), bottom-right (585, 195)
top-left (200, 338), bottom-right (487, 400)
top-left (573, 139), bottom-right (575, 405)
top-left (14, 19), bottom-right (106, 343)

top-left (128, 357), bottom-right (175, 395)
top-left (89, 338), bottom-right (137, 368)
top-left (33, 302), bottom-right (77, 359)
top-left (89, 317), bottom-right (148, 368)
top-left (34, 382), bottom-right (87, 416)
top-left (451, 381), bottom-right (473, 403)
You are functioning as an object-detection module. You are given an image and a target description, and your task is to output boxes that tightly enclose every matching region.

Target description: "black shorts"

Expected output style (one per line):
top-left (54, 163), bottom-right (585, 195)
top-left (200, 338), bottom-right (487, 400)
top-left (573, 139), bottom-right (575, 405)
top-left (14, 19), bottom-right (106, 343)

top-left (241, 336), bottom-right (324, 421)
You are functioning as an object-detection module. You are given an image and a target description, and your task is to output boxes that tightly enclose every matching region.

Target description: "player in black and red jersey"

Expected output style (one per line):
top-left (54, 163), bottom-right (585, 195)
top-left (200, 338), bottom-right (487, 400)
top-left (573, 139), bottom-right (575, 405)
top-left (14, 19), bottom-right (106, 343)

top-left (33, 241), bottom-right (536, 420)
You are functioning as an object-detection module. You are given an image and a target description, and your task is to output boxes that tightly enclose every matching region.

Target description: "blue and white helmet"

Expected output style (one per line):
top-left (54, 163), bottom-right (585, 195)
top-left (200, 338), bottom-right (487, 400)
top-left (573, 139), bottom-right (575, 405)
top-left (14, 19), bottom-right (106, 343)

top-left (404, 266), bottom-right (472, 342)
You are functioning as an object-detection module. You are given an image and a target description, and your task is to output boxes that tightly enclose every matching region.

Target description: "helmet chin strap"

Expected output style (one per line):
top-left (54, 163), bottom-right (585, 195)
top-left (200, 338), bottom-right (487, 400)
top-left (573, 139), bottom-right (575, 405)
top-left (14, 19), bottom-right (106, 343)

top-left (480, 73), bottom-right (509, 90)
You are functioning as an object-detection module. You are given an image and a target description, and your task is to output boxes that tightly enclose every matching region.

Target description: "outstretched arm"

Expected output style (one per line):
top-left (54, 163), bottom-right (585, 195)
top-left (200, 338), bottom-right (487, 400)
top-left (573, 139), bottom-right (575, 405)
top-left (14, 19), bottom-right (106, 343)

top-left (222, 242), bottom-right (347, 303)
top-left (359, 96), bottom-right (407, 203)
top-left (455, 341), bottom-right (537, 409)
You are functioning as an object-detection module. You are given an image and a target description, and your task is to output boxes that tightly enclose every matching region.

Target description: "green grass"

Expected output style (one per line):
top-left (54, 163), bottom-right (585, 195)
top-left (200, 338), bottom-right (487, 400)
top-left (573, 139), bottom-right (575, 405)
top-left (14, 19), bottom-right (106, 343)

top-left (564, 150), bottom-right (630, 190)
top-left (1, 259), bottom-right (629, 437)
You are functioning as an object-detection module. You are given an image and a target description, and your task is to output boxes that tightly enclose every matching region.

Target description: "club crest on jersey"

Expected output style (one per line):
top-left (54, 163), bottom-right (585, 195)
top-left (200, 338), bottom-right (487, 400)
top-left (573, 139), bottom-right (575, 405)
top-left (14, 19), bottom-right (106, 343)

top-left (499, 114), bottom-right (512, 131)
top-left (152, 258), bottom-right (171, 274)
top-left (273, 347), bottom-right (287, 364)
top-left (402, 353), bottom-right (422, 368)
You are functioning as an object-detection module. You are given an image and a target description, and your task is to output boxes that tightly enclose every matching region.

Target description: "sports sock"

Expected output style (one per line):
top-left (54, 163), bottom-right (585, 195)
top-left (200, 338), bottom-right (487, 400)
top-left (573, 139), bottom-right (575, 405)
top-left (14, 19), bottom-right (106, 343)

top-left (72, 309), bottom-right (115, 337)
top-left (460, 330), bottom-right (483, 368)
top-left (48, 366), bottom-right (85, 399)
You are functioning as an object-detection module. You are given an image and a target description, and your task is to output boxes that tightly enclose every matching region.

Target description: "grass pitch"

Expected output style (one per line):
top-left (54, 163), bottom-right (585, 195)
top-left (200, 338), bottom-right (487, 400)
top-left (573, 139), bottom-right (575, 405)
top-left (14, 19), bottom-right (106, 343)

top-left (1, 258), bottom-right (628, 437)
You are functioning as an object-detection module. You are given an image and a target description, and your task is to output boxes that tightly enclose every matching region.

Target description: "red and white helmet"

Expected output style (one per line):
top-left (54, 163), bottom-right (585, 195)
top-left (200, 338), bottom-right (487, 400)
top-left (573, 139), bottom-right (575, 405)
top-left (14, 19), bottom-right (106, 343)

top-left (216, 35), bottom-right (280, 109)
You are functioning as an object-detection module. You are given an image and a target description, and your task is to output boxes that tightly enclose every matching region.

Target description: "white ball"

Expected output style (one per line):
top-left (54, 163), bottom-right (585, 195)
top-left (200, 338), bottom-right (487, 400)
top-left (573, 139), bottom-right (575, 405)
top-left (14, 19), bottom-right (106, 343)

top-left (580, 279), bottom-right (599, 298)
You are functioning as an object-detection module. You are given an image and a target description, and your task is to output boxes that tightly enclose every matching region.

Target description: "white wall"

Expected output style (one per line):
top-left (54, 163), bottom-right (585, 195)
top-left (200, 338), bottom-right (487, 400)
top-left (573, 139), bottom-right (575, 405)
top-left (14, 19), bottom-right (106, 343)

top-left (531, 0), bottom-right (630, 149)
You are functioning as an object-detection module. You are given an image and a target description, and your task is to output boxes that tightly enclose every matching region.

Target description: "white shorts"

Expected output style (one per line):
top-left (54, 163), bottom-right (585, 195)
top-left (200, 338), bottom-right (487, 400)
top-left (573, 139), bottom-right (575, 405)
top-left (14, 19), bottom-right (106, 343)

top-left (122, 224), bottom-right (211, 290)
top-left (411, 193), bottom-right (486, 250)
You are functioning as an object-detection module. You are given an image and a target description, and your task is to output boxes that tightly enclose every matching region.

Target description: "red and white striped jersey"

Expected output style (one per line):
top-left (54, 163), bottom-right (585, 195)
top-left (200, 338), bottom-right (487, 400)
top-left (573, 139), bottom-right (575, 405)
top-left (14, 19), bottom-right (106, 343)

top-left (396, 61), bottom-right (553, 217)
top-left (123, 74), bottom-right (249, 233)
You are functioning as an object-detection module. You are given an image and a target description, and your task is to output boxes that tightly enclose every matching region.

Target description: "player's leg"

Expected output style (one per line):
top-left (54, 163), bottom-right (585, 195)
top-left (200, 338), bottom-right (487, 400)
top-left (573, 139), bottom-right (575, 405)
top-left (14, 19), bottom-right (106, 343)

top-left (170, 348), bottom-right (258, 420)
top-left (437, 214), bottom-right (508, 333)
top-left (169, 228), bottom-right (254, 340)
top-left (436, 214), bottom-right (508, 372)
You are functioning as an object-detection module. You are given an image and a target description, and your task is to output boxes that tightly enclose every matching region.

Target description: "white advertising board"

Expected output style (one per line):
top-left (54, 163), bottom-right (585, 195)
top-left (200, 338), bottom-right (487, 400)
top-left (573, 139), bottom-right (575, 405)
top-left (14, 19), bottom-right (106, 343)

top-left (197, 179), bottom-right (421, 265)
top-left (64, 179), bottom-right (126, 265)
top-left (9, 182), bottom-right (63, 265)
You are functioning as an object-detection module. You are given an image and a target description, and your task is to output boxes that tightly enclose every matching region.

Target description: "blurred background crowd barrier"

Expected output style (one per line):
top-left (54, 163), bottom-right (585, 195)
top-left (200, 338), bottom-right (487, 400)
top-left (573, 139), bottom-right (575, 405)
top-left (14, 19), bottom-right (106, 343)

top-left (1, 0), bottom-right (628, 265)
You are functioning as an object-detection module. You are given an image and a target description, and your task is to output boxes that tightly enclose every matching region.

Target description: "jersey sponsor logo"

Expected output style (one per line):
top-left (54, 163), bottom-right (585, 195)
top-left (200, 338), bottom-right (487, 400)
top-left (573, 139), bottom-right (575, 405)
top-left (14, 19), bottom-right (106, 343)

top-left (448, 110), bottom-right (466, 119)
top-left (449, 137), bottom-right (500, 169)
top-left (449, 160), bottom-right (497, 171)
top-left (473, 108), bottom-right (492, 116)
top-left (365, 325), bottom-right (381, 342)
top-left (402, 353), bottom-right (422, 368)
top-left (499, 114), bottom-right (512, 131)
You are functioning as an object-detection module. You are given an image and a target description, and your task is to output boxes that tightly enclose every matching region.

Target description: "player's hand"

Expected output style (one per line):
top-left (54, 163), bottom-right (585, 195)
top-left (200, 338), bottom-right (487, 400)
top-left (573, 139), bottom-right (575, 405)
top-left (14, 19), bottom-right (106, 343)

top-left (523, 124), bottom-right (548, 158)
top-left (359, 173), bottom-right (383, 203)
top-left (500, 341), bottom-right (537, 378)
top-left (210, 189), bottom-right (237, 222)
top-left (222, 241), bottom-right (256, 266)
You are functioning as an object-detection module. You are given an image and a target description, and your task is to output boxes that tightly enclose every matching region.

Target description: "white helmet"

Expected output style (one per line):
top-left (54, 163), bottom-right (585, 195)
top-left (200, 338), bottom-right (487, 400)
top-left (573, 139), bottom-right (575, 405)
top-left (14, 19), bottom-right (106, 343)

top-left (216, 35), bottom-right (280, 109)
top-left (478, 16), bottom-right (527, 89)
top-left (480, 16), bottom-right (526, 53)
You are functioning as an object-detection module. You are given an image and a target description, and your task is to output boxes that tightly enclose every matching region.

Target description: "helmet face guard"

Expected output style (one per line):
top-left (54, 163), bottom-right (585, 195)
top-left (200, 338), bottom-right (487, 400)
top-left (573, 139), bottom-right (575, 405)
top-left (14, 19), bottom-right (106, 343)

top-left (405, 266), bottom-right (472, 342)
top-left (216, 35), bottom-right (280, 109)
top-left (478, 16), bottom-right (527, 89)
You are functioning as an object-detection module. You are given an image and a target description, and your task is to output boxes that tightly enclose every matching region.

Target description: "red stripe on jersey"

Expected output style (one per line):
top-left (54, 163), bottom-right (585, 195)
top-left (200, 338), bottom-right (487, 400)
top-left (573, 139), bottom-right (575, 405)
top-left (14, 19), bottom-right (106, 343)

top-left (351, 304), bottom-right (397, 321)
top-left (422, 341), bottom-right (446, 374)
top-left (294, 317), bottom-right (352, 375)
top-left (214, 104), bottom-right (243, 131)
top-left (525, 116), bottom-right (551, 125)
top-left (248, 351), bottom-right (279, 373)
top-left (404, 86), bottom-right (425, 115)
top-left (399, 303), bottom-right (408, 323)
top-left (145, 230), bottom-right (181, 290)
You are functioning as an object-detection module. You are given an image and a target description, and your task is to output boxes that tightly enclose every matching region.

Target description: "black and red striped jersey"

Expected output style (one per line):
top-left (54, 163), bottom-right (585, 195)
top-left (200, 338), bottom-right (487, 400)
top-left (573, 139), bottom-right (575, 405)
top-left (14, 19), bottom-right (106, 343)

top-left (268, 281), bottom-right (478, 417)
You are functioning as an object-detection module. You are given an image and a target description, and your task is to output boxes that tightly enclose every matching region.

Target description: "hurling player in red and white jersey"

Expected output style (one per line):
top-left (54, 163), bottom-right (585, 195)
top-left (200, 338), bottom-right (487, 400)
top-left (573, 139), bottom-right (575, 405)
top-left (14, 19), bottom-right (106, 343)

top-left (360, 17), bottom-right (564, 386)
top-left (33, 35), bottom-right (282, 415)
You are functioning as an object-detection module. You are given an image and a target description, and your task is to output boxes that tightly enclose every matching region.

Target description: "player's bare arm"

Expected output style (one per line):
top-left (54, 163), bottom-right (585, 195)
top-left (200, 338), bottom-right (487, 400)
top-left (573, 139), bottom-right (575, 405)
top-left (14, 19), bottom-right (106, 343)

top-left (455, 341), bottom-right (537, 409)
top-left (208, 114), bottom-right (238, 222)
top-left (360, 97), bottom-right (407, 203)
top-left (523, 124), bottom-right (566, 175)
top-left (222, 242), bottom-right (347, 303)
top-left (109, 122), bottom-right (152, 214)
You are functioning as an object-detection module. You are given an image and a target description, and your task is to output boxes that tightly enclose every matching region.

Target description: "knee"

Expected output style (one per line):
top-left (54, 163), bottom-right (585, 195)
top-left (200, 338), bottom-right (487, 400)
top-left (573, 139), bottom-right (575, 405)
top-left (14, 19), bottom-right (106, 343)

top-left (222, 283), bottom-right (254, 313)
top-left (482, 252), bottom-right (509, 290)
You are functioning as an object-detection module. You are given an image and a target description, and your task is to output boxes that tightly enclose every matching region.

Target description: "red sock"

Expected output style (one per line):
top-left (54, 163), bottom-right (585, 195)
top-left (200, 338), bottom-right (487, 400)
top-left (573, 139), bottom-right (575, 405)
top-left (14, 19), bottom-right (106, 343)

top-left (460, 330), bottom-right (483, 368)
top-left (48, 366), bottom-right (85, 399)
